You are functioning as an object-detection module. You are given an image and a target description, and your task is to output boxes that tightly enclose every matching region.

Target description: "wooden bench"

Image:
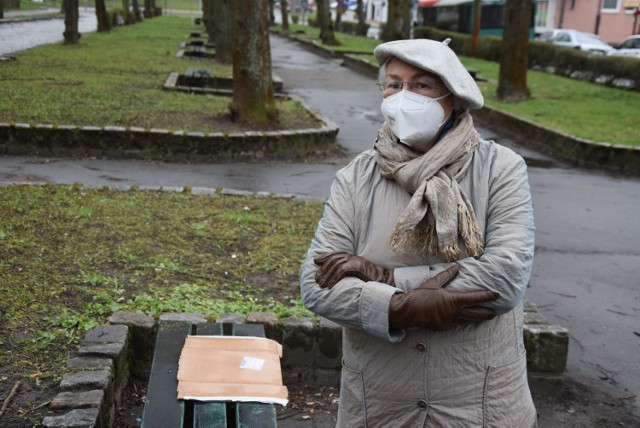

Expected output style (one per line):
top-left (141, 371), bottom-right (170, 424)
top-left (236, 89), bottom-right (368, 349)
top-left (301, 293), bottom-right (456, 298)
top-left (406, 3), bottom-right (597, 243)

top-left (141, 321), bottom-right (277, 428)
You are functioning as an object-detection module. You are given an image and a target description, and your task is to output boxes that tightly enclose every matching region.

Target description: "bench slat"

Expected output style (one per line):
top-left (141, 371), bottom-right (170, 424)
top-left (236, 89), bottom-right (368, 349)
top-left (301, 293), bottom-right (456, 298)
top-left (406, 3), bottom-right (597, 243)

top-left (237, 402), bottom-right (277, 428)
top-left (192, 323), bottom-right (227, 428)
top-left (141, 320), bottom-right (192, 428)
top-left (143, 321), bottom-right (279, 428)
top-left (231, 324), bottom-right (277, 428)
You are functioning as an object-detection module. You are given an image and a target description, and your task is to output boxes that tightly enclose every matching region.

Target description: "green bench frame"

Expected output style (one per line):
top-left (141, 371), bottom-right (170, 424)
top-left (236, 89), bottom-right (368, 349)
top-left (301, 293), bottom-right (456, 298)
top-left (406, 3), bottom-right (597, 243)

top-left (141, 321), bottom-right (277, 428)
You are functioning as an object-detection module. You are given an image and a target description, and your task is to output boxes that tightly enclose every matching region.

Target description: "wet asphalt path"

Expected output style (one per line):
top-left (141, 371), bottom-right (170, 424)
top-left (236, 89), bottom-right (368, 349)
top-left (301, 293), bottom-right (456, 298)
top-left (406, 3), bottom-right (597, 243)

top-left (0, 9), bottom-right (98, 56)
top-left (0, 25), bottom-right (639, 424)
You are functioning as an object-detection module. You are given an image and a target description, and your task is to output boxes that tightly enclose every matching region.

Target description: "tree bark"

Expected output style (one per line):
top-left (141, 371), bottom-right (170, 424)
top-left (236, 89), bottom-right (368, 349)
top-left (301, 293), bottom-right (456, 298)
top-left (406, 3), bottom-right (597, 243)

top-left (382, 0), bottom-right (411, 42)
top-left (144, 0), bottom-right (153, 18)
top-left (0, 0), bottom-right (4, 20)
top-left (229, 0), bottom-right (277, 127)
top-left (63, 0), bottom-right (81, 45)
top-left (497, 0), bottom-right (531, 102)
top-left (213, 0), bottom-right (232, 64)
top-left (132, 0), bottom-right (142, 22)
top-left (356, 0), bottom-right (367, 36)
top-left (121, 0), bottom-right (131, 25)
top-left (268, 0), bottom-right (275, 26)
top-left (335, 0), bottom-right (345, 32)
top-left (470, 0), bottom-right (481, 57)
top-left (203, 0), bottom-right (215, 45)
top-left (280, 0), bottom-right (289, 31)
top-left (317, 0), bottom-right (339, 45)
top-left (95, 0), bottom-right (112, 32)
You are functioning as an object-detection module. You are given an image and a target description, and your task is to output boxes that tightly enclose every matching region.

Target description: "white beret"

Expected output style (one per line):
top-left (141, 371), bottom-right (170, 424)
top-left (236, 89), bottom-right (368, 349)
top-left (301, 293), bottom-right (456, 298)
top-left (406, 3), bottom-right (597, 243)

top-left (374, 38), bottom-right (484, 110)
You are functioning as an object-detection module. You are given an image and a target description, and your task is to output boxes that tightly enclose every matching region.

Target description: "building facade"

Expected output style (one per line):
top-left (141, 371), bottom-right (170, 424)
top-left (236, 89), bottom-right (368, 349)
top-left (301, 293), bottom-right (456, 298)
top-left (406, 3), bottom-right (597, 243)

top-left (550, 0), bottom-right (639, 44)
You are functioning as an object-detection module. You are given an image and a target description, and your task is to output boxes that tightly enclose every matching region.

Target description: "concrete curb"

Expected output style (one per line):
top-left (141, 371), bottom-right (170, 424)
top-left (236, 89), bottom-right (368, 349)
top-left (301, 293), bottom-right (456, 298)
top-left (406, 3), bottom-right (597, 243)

top-left (41, 302), bottom-right (567, 427)
top-left (0, 94), bottom-right (340, 161)
top-left (473, 107), bottom-right (640, 173)
top-left (273, 31), bottom-right (640, 174)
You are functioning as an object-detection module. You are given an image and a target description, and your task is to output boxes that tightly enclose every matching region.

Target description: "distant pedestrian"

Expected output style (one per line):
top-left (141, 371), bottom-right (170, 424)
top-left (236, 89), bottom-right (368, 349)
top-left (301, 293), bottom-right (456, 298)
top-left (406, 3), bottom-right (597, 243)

top-left (301, 38), bottom-right (537, 426)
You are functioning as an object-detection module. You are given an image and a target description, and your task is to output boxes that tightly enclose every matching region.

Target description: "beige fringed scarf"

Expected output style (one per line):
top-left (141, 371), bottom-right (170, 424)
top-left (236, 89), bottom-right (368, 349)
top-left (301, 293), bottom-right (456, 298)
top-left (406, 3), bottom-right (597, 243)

top-left (374, 112), bottom-right (484, 262)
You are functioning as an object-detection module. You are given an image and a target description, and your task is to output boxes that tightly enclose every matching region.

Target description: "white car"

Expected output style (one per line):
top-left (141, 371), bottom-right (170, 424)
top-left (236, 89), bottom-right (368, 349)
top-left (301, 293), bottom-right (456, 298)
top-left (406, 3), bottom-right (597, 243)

top-left (536, 29), bottom-right (561, 42)
top-left (608, 35), bottom-right (640, 59)
top-left (550, 29), bottom-right (614, 55)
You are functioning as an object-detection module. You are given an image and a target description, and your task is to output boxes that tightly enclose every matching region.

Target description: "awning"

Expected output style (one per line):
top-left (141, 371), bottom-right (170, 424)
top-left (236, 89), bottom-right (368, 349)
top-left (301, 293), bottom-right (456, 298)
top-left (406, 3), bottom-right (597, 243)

top-left (418, 0), bottom-right (504, 7)
top-left (623, 0), bottom-right (639, 7)
top-left (418, 0), bottom-right (442, 7)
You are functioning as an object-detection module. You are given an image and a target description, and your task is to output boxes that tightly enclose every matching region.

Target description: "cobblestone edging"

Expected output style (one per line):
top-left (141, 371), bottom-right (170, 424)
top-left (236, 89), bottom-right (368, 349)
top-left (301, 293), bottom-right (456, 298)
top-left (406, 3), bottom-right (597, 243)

top-left (472, 107), bottom-right (640, 174)
top-left (273, 32), bottom-right (640, 174)
top-left (0, 93), bottom-right (339, 162)
top-left (42, 302), bottom-right (567, 427)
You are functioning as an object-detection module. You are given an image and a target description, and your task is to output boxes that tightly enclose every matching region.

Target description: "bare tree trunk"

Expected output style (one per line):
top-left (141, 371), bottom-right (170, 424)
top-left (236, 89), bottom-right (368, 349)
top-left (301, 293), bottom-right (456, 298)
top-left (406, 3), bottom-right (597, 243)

top-left (470, 0), bottom-right (481, 57)
top-left (382, 0), bottom-right (411, 42)
top-left (0, 0), bottom-right (4, 20)
top-left (214, 0), bottom-right (232, 64)
top-left (497, 0), bottom-right (531, 102)
top-left (121, 0), bottom-right (131, 24)
top-left (63, 0), bottom-right (81, 45)
top-left (317, 0), bottom-right (339, 45)
top-left (268, 0), bottom-right (275, 26)
top-left (144, 0), bottom-right (153, 18)
top-left (280, 0), bottom-right (289, 31)
top-left (335, 0), bottom-right (345, 32)
top-left (132, 0), bottom-right (142, 22)
top-left (356, 0), bottom-right (367, 36)
top-left (203, 0), bottom-right (215, 45)
top-left (95, 0), bottom-right (112, 32)
top-left (229, 0), bottom-right (277, 127)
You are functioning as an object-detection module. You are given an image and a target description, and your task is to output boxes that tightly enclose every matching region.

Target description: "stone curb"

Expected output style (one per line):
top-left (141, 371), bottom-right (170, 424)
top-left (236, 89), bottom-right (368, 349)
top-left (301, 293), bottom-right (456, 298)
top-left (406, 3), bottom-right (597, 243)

top-left (41, 301), bottom-right (567, 427)
top-left (473, 107), bottom-right (640, 174)
top-left (0, 181), bottom-right (327, 203)
top-left (0, 96), bottom-right (340, 161)
top-left (272, 31), bottom-right (640, 174)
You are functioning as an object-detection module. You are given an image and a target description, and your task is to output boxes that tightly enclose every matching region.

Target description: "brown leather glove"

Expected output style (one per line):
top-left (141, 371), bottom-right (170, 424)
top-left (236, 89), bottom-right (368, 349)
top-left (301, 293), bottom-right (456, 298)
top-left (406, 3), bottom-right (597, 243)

top-left (389, 265), bottom-right (499, 331)
top-left (314, 251), bottom-right (394, 289)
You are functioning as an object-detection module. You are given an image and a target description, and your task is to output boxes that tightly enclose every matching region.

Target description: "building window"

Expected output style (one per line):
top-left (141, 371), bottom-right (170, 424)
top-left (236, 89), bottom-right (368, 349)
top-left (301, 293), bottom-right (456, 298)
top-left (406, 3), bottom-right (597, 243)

top-left (602, 0), bottom-right (619, 11)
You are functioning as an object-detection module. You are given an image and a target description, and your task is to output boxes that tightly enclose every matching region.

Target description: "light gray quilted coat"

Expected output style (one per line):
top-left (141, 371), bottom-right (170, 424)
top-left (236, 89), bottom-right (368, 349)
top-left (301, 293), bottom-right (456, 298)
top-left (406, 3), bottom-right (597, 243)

top-left (300, 138), bottom-right (537, 427)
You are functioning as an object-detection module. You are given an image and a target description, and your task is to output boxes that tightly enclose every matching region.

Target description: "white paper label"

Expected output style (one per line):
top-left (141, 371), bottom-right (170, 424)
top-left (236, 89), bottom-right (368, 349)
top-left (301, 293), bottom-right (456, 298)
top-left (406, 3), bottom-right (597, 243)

top-left (240, 356), bottom-right (265, 371)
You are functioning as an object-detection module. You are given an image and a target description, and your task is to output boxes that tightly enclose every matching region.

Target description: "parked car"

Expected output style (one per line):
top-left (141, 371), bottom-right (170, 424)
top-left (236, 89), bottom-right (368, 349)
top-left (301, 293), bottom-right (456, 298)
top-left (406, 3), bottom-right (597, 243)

top-left (608, 35), bottom-right (640, 59)
top-left (550, 29), bottom-right (614, 55)
top-left (536, 28), bottom-right (561, 42)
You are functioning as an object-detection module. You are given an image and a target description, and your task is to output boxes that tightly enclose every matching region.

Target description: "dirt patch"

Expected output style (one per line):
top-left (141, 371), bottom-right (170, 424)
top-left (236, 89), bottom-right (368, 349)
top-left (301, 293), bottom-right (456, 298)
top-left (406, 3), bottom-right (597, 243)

top-left (532, 378), bottom-right (639, 427)
top-left (1, 364), bottom-right (638, 427)
top-left (112, 376), bottom-right (339, 428)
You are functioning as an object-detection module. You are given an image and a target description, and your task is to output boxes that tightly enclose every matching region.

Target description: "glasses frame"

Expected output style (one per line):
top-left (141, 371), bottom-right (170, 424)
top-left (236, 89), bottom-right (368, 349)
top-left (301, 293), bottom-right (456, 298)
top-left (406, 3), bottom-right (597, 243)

top-left (377, 80), bottom-right (447, 97)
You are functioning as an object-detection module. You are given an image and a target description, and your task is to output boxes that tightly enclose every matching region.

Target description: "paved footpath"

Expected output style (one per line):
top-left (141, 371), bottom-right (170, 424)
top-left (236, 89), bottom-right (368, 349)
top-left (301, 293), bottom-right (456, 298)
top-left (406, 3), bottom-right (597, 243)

top-left (0, 30), bottom-right (639, 426)
top-left (0, 8), bottom-right (97, 56)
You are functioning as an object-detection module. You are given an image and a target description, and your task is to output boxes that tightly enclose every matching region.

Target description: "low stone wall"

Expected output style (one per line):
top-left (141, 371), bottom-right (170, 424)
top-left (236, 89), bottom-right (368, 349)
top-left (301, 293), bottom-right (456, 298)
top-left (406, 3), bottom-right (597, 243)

top-left (0, 108), bottom-right (339, 162)
top-left (472, 107), bottom-right (640, 174)
top-left (41, 301), bottom-right (567, 427)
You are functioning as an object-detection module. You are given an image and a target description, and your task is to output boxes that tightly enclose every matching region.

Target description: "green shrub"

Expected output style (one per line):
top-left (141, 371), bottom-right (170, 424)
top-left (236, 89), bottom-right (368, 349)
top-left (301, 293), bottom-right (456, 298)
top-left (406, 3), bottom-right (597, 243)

top-left (414, 26), bottom-right (640, 91)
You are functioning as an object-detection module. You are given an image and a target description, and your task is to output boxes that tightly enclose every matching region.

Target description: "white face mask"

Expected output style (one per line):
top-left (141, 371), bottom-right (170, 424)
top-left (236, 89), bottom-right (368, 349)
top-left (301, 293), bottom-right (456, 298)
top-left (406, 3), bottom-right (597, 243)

top-left (380, 90), bottom-right (452, 147)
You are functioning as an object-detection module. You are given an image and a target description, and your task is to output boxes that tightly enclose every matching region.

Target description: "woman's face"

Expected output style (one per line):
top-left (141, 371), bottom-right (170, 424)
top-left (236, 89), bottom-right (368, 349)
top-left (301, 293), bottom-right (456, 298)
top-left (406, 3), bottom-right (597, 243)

top-left (382, 58), bottom-right (455, 153)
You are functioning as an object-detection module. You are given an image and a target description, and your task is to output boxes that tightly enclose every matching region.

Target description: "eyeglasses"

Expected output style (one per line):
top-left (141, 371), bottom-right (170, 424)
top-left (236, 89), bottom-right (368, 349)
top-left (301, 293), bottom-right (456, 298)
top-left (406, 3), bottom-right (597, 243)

top-left (377, 80), bottom-right (444, 96)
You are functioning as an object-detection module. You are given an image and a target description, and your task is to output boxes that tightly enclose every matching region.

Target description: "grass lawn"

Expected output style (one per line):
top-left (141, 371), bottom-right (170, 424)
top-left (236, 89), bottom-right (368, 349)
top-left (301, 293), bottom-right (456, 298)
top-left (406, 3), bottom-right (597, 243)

top-left (0, 16), bottom-right (321, 133)
top-left (0, 184), bottom-right (323, 426)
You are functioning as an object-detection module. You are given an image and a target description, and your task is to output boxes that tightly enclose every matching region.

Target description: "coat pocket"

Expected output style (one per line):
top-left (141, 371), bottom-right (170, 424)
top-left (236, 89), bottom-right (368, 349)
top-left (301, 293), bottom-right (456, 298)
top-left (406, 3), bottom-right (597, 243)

top-left (337, 359), bottom-right (367, 427)
top-left (482, 352), bottom-right (536, 427)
